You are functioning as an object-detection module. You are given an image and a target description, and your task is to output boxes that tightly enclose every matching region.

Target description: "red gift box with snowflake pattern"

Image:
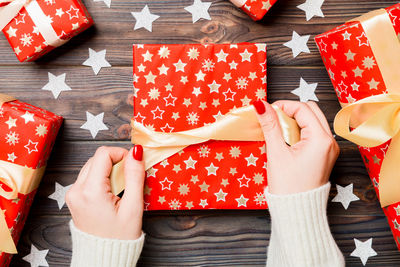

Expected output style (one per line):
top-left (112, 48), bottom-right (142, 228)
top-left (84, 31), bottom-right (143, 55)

top-left (315, 3), bottom-right (400, 250)
top-left (0, 98), bottom-right (62, 266)
top-left (133, 43), bottom-right (268, 210)
top-left (230, 0), bottom-right (277, 20)
top-left (1, 0), bottom-right (93, 62)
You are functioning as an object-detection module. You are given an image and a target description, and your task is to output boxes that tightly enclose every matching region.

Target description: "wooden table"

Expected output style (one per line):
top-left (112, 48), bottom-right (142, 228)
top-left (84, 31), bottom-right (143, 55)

top-left (1, 0), bottom-right (400, 265)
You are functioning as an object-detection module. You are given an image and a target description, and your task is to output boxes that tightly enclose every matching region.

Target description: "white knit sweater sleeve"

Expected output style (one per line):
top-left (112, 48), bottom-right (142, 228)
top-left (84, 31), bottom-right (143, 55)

top-left (265, 183), bottom-right (345, 267)
top-left (69, 221), bottom-right (145, 267)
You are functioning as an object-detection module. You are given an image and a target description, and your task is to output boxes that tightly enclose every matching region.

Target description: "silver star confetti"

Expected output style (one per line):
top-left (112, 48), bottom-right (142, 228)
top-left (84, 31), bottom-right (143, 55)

top-left (82, 48), bottom-right (111, 75)
top-left (297, 0), bottom-right (324, 21)
top-left (332, 183), bottom-right (360, 210)
top-left (291, 77), bottom-right (318, 102)
top-left (22, 245), bottom-right (49, 267)
top-left (131, 5), bottom-right (160, 32)
top-left (48, 182), bottom-right (72, 209)
top-left (350, 238), bottom-right (377, 265)
top-left (283, 31), bottom-right (310, 58)
top-left (184, 0), bottom-right (212, 23)
top-left (80, 111), bottom-right (109, 138)
top-left (41, 72), bottom-right (71, 99)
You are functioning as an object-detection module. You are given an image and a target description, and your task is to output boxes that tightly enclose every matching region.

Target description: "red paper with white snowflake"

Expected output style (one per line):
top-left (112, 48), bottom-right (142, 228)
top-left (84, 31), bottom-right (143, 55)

top-left (237, 0), bottom-right (277, 20)
top-left (1, 0), bottom-right (93, 62)
top-left (315, 3), bottom-right (400, 250)
top-left (133, 43), bottom-right (268, 210)
top-left (0, 99), bottom-right (62, 266)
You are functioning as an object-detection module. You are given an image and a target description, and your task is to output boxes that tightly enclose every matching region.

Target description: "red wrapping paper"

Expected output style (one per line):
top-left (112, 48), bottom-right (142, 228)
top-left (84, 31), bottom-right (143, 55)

top-left (315, 3), bottom-right (400, 250)
top-left (232, 0), bottom-right (277, 20)
top-left (133, 43), bottom-right (268, 210)
top-left (2, 0), bottom-right (93, 62)
top-left (0, 99), bottom-right (62, 266)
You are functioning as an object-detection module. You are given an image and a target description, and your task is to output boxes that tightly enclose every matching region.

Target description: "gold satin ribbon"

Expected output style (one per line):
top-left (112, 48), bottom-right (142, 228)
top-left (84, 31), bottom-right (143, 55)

top-left (110, 105), bottom-right (300, 196)
top-left (334, 9), bottom-right (400, 207)
top-left (0, 94), bottom-right (46, 254)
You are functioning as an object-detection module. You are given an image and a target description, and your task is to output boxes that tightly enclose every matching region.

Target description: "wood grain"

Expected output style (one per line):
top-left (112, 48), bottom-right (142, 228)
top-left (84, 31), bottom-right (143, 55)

top-left (1, 0), bottom-right (399, 265)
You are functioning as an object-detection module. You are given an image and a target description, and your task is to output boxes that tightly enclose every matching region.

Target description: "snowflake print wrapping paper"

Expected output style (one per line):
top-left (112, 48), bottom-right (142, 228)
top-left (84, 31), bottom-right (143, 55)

top-left (315, 3), bottom-right (400, 250)
top-left (230, 0), bottom-right (277, 20)
top-left (0, 97), bottom-right (62, 266)
top-left (1, 0), bottom-right (93, 62)
top-left (133, 43), bottom-right (268, 211)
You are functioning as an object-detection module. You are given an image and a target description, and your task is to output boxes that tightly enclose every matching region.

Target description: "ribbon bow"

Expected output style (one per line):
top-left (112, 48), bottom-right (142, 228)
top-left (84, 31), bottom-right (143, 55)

top-left (0, 94), bottom-right (46, 254)
top-left (110, 104), bottom-right (301, 196)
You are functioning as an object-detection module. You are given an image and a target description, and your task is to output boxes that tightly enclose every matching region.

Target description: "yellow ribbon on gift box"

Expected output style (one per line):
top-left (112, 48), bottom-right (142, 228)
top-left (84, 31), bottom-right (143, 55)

top-left (110, 104), bottom-right (301, 196)
top-left (0, 0), bottom-right (68, 52)
top-left (333, 9), bottom-right (400, 207)
top-left (0, 94), bottom-right (46, 254)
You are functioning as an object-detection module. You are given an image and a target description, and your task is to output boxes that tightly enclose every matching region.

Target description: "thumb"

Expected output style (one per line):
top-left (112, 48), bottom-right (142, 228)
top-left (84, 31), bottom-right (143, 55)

top-left (119, 145), bottom-right (145, 212)
top-left (253, 100), bottom-right (287, 154)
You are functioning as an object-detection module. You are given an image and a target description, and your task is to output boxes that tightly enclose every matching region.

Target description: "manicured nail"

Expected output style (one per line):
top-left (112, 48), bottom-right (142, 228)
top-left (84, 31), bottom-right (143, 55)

top-left (252, 100), bottom-right (266, 115)
top-left (133, 145), bottom-right (143, 161)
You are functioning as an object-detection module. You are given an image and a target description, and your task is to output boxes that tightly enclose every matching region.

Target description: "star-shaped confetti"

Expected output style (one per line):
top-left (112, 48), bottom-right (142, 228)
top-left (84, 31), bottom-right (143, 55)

top-left (291, 77), bottom-right (318, 102)
top-left (80, 111), bottom-right (109, 138)
top-left (283, 31), bottom-right (310, 58)
top-left (350, 238), bottom-right (377, 265)
top-left (48, 182), bottom-right (72, 209)
top-left (82, 48), bottom-right (111, 75)
top-left (42, 73), bottom-right (71, 99)
top-left (297, 0), bottom-right (324, 21)
top-left (184, 0), bottom-right (212, 23)
top-left (22, 245), bottom-right (49, 267)
top-left (131, 5), bottom-right (160, 32)
top-left (332, 183), bottom-right (360, 209)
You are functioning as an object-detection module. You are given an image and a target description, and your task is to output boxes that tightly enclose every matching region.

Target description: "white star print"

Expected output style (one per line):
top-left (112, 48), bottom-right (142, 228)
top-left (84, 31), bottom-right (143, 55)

top-left (284, 31), bottom-right (310, 58)
top-left (160, 178), bottom-right (173, 190)
top-left (350, 238), bottom-right (377, 265)
top-left (199, 199), bottom-right (208, 208)
top-left (235, 194), bottom-right (249, 207)
top-left (6, 26), bottom-right (17, 38)
top-left (184, 0), bottom-right (212, 23)
top-left (184, 156), bottom-right (197, 169)
top-left (66, 5), bottom-right (79, 19)
top-left (237, 174), bottom-right (251, 187)
top-left (205, 163), bottom-right (218, 175)
top-left (5, 117), bottom-right (17, 129)
top-left (245, 153), bottom-right (258, 166)
top-left (214, 189), bottom-right (228, 202)
top-left (7, 152), bottom-right (17, 162)
top-left (24, 140), bottom-right (39, 154)
top-left (80, 112), bottom-right (109, 138)
top-left (332, 183), bottom-right (360, 209)
top-left (215, 49), bottom-right (228, 62)
top-left (22, 245), bottom-right (49, 267)
top-left (21, 111), bottom-right (35, 124)
top-left (82, 48), bottom-right (111, 75)
top-left (42, 72), bottom-right (72, 99)
top-left (48, 182), bottom-right (72, 209)
top-left (173, 59), bottom-right (187, 72)
top-left (239, 49), bottom-right (253, 62)
top-left (208, 80), bottom-right (221, 93)
top-left (131, 5), bottom-right (160, 32)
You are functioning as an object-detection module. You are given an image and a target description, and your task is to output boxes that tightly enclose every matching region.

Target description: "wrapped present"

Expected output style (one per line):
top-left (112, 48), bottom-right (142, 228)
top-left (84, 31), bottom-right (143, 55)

top-left (315, 3), bottom-right (400, 249)
top-left (230, 0), bottom-right (277, 20)
top-left (0, 0), bottom-right (93, 62)
top-left (110, 43), bottom-right (298, 211)
top-left (0, 94), bottom-right (63, 266)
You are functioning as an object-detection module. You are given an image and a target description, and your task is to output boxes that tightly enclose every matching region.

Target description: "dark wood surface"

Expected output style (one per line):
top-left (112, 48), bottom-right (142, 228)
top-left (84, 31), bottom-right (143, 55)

top-left (1, 0), bottom-right (400, 266)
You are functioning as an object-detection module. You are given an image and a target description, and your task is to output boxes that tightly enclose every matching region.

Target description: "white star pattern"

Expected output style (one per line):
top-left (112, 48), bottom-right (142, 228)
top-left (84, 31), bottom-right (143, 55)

top-left (350, 238), bottom-right (377, 265)
top-left (332, 183), bottom-right (360, 210)
top-left (284, 31), bottom-right (310, 58)
top-left (184, 0), bottom-right (212, 23)
top-left (48, 182), bottom-right (72, 209)
top-left (42, 72), bottom-right (72, 99)
top-left (82, 48), bottom-right (111, 75)
top-left (80, 112), bottom-right (109, 138)
top-left (131, 5), bottom-right (160, 32)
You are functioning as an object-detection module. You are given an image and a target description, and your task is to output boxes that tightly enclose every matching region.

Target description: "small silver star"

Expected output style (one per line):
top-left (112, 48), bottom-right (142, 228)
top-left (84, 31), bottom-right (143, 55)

top-left (22, 245), bottom-right (49, 267)
top-left (48, 182), bottom-right (72, 209)
top-left (184, 0), bottom-right (212, 23)
top-left (80, 111), bottom-right (109, 138)
top-left (131, 5), bottom-right (160, 32)
top-left (297, 0), bottom-right (324, 21)
top-left (42, 72), bottom-right (71, 99)
top-left (82, 48), bottom-right (111, 75)
top-left (332, 183), bottom-right (360, 210)
top-left (283, 31), bottom-right (310, 58)
top-left (291, 77), bottom-right (318, 102)
top-left (350, 238), bottom-right (377, 265)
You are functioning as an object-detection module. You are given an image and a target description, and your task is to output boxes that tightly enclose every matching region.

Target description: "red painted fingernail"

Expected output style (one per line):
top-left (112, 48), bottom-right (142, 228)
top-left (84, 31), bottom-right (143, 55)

top-left (133, 145), bottom-right (143, 161)
top-left (252, 100), bottom-right (266, 115)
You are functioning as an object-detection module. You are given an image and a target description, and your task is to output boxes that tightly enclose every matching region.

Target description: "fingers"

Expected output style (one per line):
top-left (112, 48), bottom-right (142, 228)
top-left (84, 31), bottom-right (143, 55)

top-left (118, 145), bottom-right (145, 214)
top-left (253, 100), bottom-right (288, 154)
top-left (305, 101), bottom-right (331, 135)
top-left (273, 100), bottom-right (326, 139)
top-left (75, 157), bottom-right (93, 186)
top-left (84, 146), bottom-right (128, 190)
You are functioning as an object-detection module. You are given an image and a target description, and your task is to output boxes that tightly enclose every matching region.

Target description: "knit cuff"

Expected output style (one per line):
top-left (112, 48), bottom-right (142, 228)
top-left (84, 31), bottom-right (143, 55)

top-left (265, 183), bottom-right (345, 267)
top-left (69, 220), bottom-right (145, 267)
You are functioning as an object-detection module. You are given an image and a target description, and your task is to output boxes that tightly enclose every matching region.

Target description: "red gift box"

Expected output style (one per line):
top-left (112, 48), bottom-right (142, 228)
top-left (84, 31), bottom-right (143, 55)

top-left (315, 3), bottom-right (400, 250)
top-left (132, 43), bottom-right (268, 210)
top-left (0, 95), bottom-right (62, 266)
top-left (1, 0), bottom-right (93, 62)
top-left (230, 0), bottom-right (277, 20)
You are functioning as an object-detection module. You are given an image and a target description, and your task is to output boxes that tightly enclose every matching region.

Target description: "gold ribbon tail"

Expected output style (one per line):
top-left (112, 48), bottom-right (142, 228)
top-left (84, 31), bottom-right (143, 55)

top-left (110, 105), bottom-right (300, 195)
top-left (0, 210), bottom-right (16, 253)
